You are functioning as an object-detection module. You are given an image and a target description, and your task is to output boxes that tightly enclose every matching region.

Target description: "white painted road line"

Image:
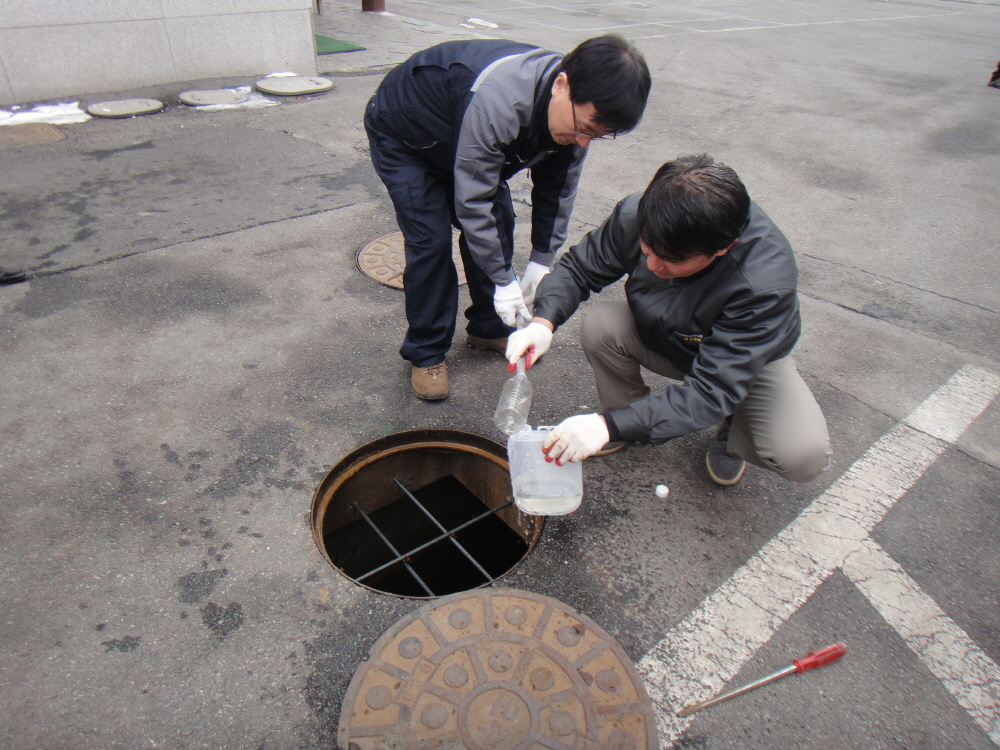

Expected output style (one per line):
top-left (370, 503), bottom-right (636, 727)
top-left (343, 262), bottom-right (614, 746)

top-left (844, 538), bottom-right (1000, 744)
top-left (637, 365), bottom-right (1000, 745)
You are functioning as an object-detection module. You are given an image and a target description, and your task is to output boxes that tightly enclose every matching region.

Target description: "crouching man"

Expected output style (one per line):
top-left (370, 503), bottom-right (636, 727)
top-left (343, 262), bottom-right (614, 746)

top-left (506, 154), bottom-right (832, 485)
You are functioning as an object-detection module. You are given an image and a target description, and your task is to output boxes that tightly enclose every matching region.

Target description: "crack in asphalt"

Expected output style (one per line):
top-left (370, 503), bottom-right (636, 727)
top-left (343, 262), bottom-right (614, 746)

top-left (19, 201), bottom-right (377, 280)
top-left (798, 251), bottom-right (1000, 315)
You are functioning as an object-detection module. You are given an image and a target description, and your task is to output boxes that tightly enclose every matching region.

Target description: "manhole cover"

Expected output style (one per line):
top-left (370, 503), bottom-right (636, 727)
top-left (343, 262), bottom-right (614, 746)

top-left (357, 231), bottom-right (466, 289)
top-left (339, 588), bottom-right (657, 750)
top-left (255, 75), bottom-right (334, 95)
top-left (0, 123), bottom-right (65, 149)
top-left (313, 430), bottom-right (540, 598)
top-left (179, 89), bottom-right (249, 106)
top-left (86, 99), bottom-right (164, 118)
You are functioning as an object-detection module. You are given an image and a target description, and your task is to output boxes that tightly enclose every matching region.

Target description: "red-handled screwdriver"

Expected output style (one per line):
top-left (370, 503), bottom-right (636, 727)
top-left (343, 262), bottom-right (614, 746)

top-left (676, 642), bottom-right (847, 718)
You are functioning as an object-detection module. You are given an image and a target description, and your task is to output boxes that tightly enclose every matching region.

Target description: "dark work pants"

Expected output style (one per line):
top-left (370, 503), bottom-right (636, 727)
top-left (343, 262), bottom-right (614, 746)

top-left (365, 104), bottom-right (516, 367)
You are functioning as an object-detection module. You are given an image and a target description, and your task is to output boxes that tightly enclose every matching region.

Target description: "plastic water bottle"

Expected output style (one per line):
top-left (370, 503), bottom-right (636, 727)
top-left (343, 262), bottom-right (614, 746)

top-left (494, 357), bottom-right (533, 435)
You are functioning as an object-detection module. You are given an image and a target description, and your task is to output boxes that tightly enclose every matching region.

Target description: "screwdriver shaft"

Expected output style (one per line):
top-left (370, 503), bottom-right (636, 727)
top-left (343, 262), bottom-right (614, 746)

top-left (676, 665), bottom-right (795, 718)
top-left (676, 642), bottom-right (846, 718)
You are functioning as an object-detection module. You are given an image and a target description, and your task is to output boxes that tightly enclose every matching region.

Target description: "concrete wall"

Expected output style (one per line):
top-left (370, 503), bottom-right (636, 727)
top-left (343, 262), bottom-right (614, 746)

top-left (0, 0), bottom-right (317, 106)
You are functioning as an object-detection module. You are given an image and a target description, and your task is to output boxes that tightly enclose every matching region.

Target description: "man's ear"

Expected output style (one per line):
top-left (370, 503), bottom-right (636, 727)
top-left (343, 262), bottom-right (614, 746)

top-left (551, 70), bottom-right (570, 97)
top-left (716, 239), bottom-right (738, 257)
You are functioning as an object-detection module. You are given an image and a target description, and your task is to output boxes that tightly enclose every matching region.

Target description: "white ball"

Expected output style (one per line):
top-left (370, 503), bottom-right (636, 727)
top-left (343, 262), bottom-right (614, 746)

top-left (655, 484), bottom-right (670, 498)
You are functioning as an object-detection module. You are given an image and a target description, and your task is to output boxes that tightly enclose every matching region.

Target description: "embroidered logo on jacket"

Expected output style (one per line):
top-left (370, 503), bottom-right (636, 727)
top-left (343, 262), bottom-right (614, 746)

top-left (673, 331), bottom-right (703, 344)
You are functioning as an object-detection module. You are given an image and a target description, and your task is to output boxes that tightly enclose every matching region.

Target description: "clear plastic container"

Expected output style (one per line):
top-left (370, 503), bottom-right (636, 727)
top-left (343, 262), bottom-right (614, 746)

top-left (494, 358), bottom-right (533, 435)
top-left (507, 425), bottom-right (583, 516)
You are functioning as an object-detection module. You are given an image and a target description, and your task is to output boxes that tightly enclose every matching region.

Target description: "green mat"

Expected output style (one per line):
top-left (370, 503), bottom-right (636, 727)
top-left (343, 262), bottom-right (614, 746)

top-left (315, 34), bottom-right (365, 54)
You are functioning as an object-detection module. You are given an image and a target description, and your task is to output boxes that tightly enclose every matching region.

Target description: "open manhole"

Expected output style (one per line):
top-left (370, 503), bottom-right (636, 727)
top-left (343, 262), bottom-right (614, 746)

top-left (312, 430), bottom-right (542, 598)
top-left (338, 588), bottom-right (657, 750)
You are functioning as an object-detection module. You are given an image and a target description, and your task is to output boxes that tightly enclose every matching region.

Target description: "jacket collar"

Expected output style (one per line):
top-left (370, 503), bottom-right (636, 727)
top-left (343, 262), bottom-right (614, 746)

top-left (532, 64), bottom-right (569, 151)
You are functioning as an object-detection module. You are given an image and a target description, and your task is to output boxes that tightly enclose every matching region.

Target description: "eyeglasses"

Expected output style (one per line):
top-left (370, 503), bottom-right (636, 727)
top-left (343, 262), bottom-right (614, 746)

top-left (571, 102), bottom-right (617, 141)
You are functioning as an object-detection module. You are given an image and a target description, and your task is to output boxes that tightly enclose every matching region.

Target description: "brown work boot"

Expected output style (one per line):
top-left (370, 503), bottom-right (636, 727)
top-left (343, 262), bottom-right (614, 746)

top-left (467, 334), bottom-right (508, 356)
top-left (411, 361), bottom-right (448, 400)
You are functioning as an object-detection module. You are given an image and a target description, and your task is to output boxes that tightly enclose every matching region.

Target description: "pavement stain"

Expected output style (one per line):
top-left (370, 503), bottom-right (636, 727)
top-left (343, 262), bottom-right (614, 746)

top-left (11, 272), bottom-right (94, 319)
top-left (924, 120), bottom-right (1000, 159)
top-left (102, 266), bottom-right (265, 326)
top-left (0, 193), bottom-right (46, 225)
top-left (800, 159), bottom-right (878, 194)
top-left (204, 422), bottom-right (298, 500)
top-left (280, 158), bottom-right (383, 198)
top-left (160, 443), bottom-right (181, 465)
top-left (36, 246), bottom-right (69, 265)
top-left (177, 568), bottom-right (228, 604)
top-left (11, 259), bottom-right (265, 325)
top-left (101, 635), bottom-right (142, 653)
top-left (670, 738), bottom-right (708, 749)
top-left (72, 226), bottom-right (96, 243)
top-left (201, 601), bottom-right (244, 638)
top-left (83, 140), bottom-right (156, 162)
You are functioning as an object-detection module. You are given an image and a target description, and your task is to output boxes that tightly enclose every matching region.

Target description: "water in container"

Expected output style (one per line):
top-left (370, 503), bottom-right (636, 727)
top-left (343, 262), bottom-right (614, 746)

top-left (507, 425), bottom-right (583, 515)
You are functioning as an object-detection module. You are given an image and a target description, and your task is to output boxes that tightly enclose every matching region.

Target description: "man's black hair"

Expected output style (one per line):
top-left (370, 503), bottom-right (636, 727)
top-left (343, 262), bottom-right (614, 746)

top-left (561, 35), bottom-right (651, 134)
top-left (637, 154), bottom-right (751, 262)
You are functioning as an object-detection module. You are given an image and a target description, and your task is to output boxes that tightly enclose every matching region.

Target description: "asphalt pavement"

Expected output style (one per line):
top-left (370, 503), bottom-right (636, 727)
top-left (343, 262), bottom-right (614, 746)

top-left (1, 0), bottom-right (999, 748)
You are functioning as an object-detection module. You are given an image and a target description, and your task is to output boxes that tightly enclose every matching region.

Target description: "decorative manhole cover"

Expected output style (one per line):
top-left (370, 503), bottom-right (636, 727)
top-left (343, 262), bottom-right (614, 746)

top-left (357, 231), bottom-right (466, 290)
top-left (339, 588), bottom-right (657, 750)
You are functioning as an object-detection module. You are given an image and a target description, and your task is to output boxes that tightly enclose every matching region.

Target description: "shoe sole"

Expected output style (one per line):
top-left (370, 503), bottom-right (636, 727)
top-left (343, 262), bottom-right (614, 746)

top-left (705, 451), bottom-right (745, 485)
top-left (593, 442), bottom-right (626, 457)
top-left (466, 336), bottom-right (506, 355)
top-left (413, 389), bottom-right (448, 400)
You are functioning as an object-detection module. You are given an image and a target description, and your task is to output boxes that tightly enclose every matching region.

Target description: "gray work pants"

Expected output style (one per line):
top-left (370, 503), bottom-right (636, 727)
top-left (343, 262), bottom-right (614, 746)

top-left (580, 301), bottom-right (832, 482)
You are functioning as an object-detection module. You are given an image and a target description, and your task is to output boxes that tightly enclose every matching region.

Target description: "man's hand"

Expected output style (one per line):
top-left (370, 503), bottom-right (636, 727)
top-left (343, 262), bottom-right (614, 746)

top-left (518, 260), bottom-right (550, 307)
top-left (494, 280), bottom-right (531, 328)
top-left (542, 414), bottom-right (610, 464)
top-left (506, 321), bottom-right (553, 371)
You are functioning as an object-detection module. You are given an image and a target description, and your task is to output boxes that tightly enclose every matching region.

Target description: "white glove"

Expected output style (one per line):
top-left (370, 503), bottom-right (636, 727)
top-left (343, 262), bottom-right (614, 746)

top-left (494, 279), bottom-right (531, 328)
top-left (542, 414), bottom-right (610, 464)
top-left (518, 260), bottom-right (550, 307)
top-left (506, 322), bottom-right (553, 370)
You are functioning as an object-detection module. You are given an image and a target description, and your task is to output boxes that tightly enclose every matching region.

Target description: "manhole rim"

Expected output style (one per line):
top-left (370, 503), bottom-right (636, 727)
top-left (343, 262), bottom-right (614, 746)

top-left (311, 429), bottom-right (543, 599)
top-left (338, 587), bottom-right (658, 750)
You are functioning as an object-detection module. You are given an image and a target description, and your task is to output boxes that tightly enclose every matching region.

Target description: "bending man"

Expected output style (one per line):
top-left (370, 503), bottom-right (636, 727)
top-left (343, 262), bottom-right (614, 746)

top-left (365, 36), bottom-right (651, 400)
top-left (506, 155), bottom-right (832, 485)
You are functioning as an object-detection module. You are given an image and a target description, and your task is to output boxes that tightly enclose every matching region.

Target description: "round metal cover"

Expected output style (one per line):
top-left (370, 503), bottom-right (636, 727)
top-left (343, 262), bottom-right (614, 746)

top-left (255, 76), bottom-right (334, 96)
top-left (357, 231), bottom-right (466, 290)
top-left (86, 99), bottom-right (164, 118)
top-left (178, 89), bottom-right (249, 106)
top-left (338, 588), bottom-right (657, 750)
top-left (0, 123), bottom-right (65, 149)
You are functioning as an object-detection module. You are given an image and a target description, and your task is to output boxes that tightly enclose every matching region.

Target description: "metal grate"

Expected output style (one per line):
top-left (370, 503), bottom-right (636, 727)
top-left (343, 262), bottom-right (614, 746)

top-left (350, 476), bottom-right (515, 597)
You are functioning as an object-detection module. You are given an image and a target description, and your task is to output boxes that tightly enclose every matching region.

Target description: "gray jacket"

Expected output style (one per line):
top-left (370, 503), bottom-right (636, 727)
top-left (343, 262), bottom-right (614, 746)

top-left (533, 193), bottom-right (801, 443)
top-left (370, 40), bottom-right (587, 285)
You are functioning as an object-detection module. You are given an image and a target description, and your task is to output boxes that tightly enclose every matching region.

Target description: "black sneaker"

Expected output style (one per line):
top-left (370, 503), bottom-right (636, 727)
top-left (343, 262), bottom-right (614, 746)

top-left (0, 268), bottom-right (27, 285)
top-left (705, 420), bottom-right (745, 485)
